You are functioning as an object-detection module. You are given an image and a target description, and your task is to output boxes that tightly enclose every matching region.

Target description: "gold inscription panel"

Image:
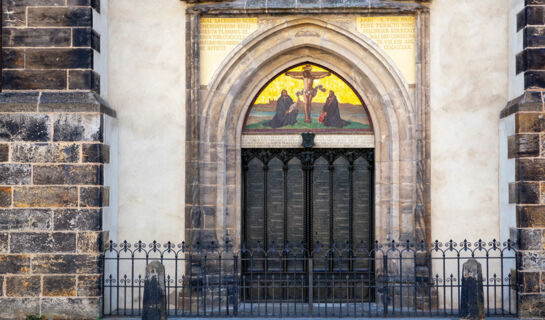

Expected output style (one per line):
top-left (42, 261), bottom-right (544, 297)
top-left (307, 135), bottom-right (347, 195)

top-left (200, 18), bottom-right (258, 85)
top-left (357, 16), bottom-right (416, 84)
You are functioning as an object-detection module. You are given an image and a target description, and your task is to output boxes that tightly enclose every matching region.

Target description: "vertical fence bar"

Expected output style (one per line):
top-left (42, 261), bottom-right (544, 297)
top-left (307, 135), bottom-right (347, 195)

top-left (234, 255), bottom-right (239, 316)
top-left (500, 249), bottom-right (505, 316)
top-left (442, 251), bottom-right (446, 316)
top-left (174, 253), bottom-right (178, 317)
top-left (383, 253), bottom-right (388, 316)
top-left (116, 251), bottom-right (120, 315)
top-left (218, 254), bottom-right (222, 316)
top-left (413, 249), bottom-right (417, 318)
top-left (189, 255), bottom-right (193, 316)
top-left (101, 254), bottom-right (106, 316)
top-left (308, 258), bottom-right (313, 316)
top-left (182, 274), bottom-right (186, 317)
top-left (486, 248), bottom-right (490, 316)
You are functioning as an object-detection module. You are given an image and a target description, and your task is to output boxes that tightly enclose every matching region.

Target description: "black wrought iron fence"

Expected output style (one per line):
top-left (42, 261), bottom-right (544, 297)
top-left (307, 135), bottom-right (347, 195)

top-left (101, 239), bottom-right (518, 318)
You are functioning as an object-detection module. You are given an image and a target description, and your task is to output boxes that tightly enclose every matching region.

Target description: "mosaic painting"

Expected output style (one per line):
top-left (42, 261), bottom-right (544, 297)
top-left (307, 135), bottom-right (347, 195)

top-left (243, 64), bottom-right (373, 134)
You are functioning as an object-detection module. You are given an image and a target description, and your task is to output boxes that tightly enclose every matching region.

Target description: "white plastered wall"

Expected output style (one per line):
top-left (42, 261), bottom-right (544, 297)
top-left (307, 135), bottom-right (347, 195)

top-left (107, 0), bottom-right (187, 244)
top-left (105, 0), bottom-right (513, 245)
top-left (430, 0), bottom-right (509, 242)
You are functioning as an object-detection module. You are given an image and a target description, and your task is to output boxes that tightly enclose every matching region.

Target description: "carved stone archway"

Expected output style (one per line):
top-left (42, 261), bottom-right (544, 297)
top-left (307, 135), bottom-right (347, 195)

top-left (185, 17), bottom-right (430, 249)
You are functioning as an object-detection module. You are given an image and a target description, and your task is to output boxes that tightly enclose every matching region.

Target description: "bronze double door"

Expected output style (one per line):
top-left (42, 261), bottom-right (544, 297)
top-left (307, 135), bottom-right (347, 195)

top-left (241, 148), bottom-right (374, 301)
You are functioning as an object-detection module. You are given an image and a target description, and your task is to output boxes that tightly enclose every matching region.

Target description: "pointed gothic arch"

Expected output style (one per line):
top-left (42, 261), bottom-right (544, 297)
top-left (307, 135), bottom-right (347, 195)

top-left (185, 17), bottom-right (429, 248)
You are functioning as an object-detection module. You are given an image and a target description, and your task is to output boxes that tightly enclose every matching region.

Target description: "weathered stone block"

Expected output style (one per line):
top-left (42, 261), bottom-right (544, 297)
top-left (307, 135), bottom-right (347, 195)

top-left (2, 69), bottom-right (67, 90)
top-left (77, 231), bottom-right (101, 253)
top-left (77, 275), bottom-right (101, 296)
top-left (0, 144), bottom-right (8, 162)
top-left (10, 232), bottom-right (76, 253)
top-left (43, 275), bottom-right (77, 296)
top-left (28, 7), bottom-right (91, 27)
top-left (0, 164), bottom-right (31, 185)
top-left (525, 26), bottom-right (545, 48)
top-left (0, 92), bottom-right (39, 112)
top-left (519, 49), bottom-right (545, 74)
top-left (53, 209), bottom-right (101, 231)
top-left (6, 0), bottom-right (65, 6)
top-left (501, 92), bottom-right (543, 117)
top-left (0, 232), bottom-right (7, 253)
top-left (520, 294), bottom-right (545, 318)
top-left (11, 143), bottom-right (80, 163)
top-left (3, 28), bottom-right (71, 47)
top-left (0, 187), bottom-right (11, 207)
top-left (53, 114), bottom-right (102, 141)
top-left (91, 0), bottom-right (100, 12)
top-left (520, 271), bottom-right (540, 293)
top-left (26, 48), bottom-right (92, 69)
top-left (13, 187), bottom-right (78, 208)
top-left (5, 276), bottom-right (41, 297)
top-left (516, 113), bottom-right (545, 133)
top-left (31, 254), bottom-right (100, 274)
top-left (68, 0), bottom-right (91, 5)
top-left (92, 29), bottom-right (101, 52)
top-left (517, 159), bottom-right (545, 181)
top-left (519, 250), bottom-right (545, 270)
top-left (518, 205), bottom-right (545, 228)
top-left (72, 27), bottom-right (91, 47)
top-left (525, 5), bottom-right (545, 25)
top-left (509, 182), bottom-right (540, 204)
top-left (2, 1), bottom-right (26, 27)
top-left (80, 186), bottom-right (109, 207)
top-left (0, 255), bottom-right (30, 273)
top-left (518, 228), bottom-right (544, 250)
top-left (0, 298), bottom-right (40, 319)
top-left (525, 71), bottom-right (545, 90)
top-left (0, 114), bottom-right (50, 142)
top-left (0, 208), bottom-right (52, 230)
top-left (82, 143), bottom-right (109, 163)
top-left (508, 134), bottom-right (540, 158)
top-left (3, 49), bottom-right (25, 69)
top-left (0, 276), bottom-right (3, 296)
top-left (40, 92), bottom-right (114, 115)
top-left (41, 297), bottom-right (100, 319)
top-left (33, 164), bottom-right (103, 185)
top-left (69, 70), bottom-right (100, 92)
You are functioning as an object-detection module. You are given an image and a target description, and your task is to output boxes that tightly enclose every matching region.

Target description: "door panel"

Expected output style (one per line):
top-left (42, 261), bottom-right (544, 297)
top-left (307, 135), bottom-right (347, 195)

top-left (242, 148), bottom-right (374, 302)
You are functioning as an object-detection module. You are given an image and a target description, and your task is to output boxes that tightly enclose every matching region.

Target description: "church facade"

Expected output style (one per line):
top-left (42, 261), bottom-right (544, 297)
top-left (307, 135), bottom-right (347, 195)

top-left (0, 0), bottom-right (544, 318)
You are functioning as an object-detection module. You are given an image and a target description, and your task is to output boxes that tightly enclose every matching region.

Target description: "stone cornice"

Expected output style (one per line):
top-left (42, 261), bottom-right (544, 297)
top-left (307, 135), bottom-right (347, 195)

top-left (185, 0), bottom-right (430, 14)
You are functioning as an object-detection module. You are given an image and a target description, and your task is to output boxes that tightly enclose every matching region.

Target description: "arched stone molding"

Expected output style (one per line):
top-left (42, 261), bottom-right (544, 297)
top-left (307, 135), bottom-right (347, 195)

top-left (185, 17), bottom-right (428, 248)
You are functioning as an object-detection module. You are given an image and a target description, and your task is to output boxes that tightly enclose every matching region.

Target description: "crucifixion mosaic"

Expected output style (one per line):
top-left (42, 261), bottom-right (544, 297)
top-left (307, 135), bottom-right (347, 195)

top-left (243, 64), bottom-right (373, 134)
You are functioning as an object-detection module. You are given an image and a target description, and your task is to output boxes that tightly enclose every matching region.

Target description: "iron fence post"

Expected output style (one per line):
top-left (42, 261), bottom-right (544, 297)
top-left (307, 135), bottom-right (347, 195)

top-left (100, 253), bottom-right (105, 317)
top-left (383, 253), bottom-right (388, 316)
top-left (308, 258), bottom-right (313, 316)
top-left (234, 255), bottom-right (239, 316)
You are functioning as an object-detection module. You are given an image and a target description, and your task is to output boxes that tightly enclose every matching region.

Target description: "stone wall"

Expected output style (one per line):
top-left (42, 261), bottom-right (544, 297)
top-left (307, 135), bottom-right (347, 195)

top-left (0, 1), bottom-right (113, 318)
top-left (505, 0), bottom-right (545, 318)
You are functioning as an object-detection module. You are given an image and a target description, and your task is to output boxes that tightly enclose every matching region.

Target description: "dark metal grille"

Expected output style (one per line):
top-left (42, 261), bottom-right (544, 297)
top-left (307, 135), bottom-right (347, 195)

top-left (101, 239), bottom-right (518, 318)
top-left (242, 148), bottom-right (374, 296)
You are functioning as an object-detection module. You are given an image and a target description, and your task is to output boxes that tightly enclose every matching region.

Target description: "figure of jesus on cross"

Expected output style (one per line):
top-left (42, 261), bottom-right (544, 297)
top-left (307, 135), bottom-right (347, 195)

top-left (286, 64), bottom-right (331, 123)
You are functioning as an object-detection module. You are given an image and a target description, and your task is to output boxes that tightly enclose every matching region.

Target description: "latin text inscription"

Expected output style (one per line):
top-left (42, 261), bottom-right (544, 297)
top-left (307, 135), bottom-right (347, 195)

top-left (200, 18), bottom-right (258, 85)
top-left (357, 16), bottom-right (416, 84)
